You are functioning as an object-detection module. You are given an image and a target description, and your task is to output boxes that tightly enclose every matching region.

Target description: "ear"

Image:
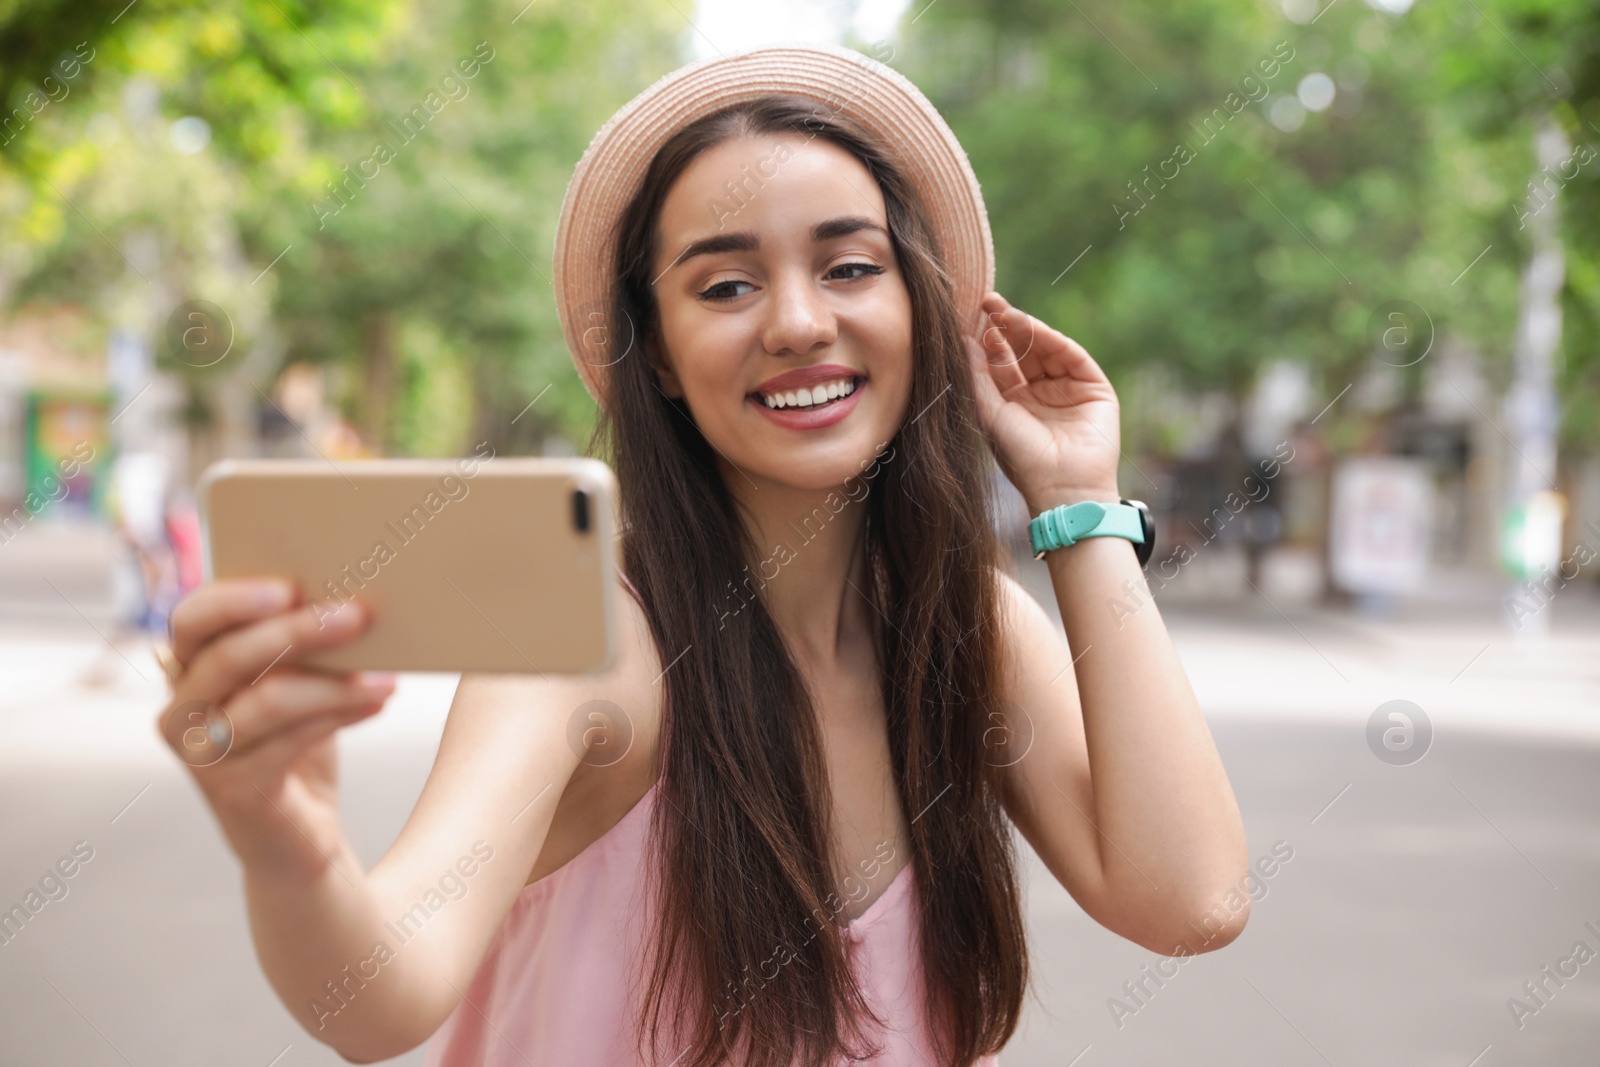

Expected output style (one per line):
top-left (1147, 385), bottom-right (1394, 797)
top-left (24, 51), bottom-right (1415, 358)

top-left (645, 330), bottom-right (684, 399)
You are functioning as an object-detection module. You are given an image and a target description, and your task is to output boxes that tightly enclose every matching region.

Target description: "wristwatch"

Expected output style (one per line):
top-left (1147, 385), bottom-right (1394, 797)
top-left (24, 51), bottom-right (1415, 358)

top-left (1029, 497), bottom-right (1155, 566)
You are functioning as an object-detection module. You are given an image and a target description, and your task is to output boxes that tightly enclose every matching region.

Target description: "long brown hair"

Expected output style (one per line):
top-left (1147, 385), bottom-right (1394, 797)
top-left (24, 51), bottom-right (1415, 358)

top-left (584, 93), bottom-right (1027, 1067)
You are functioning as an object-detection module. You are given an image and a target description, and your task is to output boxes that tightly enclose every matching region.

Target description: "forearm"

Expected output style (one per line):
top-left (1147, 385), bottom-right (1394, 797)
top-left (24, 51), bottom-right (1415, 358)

top-left (245, 844), bottom-right (451, 1062)
top-left (1028, 487), bottom-right (1249, 951)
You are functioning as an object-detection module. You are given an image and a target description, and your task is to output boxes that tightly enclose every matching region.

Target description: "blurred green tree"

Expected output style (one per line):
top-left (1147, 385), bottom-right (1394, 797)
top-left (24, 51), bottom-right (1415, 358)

top-left (886, 0), bottom-right (1600, 485)
top-left (269, 0), bottom-right (685, 455)
top-left (0, 0), bottom-right (685, 461)
top-left (8, 0), bottom-right (1598, 474)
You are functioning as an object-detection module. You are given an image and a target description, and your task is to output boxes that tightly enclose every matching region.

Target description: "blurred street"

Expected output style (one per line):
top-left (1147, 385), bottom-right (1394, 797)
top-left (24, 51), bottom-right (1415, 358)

top-left (1, 539), bottom-right (1597, 1067)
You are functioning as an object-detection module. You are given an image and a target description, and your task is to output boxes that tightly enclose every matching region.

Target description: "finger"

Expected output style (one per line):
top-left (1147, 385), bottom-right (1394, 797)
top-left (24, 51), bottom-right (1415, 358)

top-left (984, 293), bottom-right (1110, 389)
top-left (974, 299), bottom-right (1029, 392)
top-left (156, 667), bottom-right (388, 768)
top-left (221, 669), bottom-right (396, 759)
top-left (206, 694), bottom-right (387, 793)
top-left (217, 689), bottom-right (389, 785)
top-left (980, 294), bottom-right (1046, 383)
top-left (1058, 334), bottom-right (1112, 385)
top-left (1017, 309), bottom-right (1110, 385)
top-left (170, 578), bottom-right (300, 667)
top-left (179, 598), bottom-right (372, 703)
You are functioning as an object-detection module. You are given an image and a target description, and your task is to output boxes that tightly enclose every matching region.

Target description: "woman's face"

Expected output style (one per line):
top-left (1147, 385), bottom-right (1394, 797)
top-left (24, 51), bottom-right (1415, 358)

top-left (648, 133), bottom-right (913, 493)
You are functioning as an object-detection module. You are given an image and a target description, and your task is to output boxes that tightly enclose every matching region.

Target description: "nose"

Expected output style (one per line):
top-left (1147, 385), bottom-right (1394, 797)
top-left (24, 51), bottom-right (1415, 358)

top-left (759, 268), bottom-right (837, 356)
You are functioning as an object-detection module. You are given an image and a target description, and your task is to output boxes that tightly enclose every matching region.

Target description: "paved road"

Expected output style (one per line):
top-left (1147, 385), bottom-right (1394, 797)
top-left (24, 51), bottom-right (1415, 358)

top-left (2, 557), bottom-right (1598, 1066)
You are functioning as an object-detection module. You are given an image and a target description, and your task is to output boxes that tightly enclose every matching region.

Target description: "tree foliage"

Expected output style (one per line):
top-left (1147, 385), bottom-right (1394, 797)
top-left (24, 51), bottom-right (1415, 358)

top-left (4, 0), bottom-right (1600, 462)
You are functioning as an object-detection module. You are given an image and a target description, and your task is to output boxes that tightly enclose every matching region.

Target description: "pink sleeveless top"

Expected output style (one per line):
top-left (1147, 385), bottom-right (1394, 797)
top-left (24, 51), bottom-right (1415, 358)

top-left (422, 573), bottom-right (1002, 1066)
top-left (423, 776), bottom-right (1001, 1065)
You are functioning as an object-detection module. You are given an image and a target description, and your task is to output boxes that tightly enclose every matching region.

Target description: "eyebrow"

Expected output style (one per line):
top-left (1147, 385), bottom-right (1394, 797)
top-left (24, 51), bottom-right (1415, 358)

top-left (659, 215), bottom-right (889, 278)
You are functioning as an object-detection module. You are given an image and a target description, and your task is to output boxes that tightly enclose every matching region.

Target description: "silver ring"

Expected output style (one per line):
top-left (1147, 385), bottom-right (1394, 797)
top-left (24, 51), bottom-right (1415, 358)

top-left (169, 699), bottom-right (234, 767)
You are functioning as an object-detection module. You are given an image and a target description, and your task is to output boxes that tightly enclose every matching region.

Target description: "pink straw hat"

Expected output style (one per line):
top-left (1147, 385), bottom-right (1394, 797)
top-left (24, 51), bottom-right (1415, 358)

top-left (551, 41), bottom-right (995, 411)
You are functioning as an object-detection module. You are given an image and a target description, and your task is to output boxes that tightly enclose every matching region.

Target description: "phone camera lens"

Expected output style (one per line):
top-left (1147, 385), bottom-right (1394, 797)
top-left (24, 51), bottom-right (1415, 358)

top-left (571, 488), bottom-right (591, 533)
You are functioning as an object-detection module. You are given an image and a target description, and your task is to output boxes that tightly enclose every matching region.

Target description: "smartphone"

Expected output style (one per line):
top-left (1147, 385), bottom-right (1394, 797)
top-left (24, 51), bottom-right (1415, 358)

top-left (197, 455), bottom-right (619, 674)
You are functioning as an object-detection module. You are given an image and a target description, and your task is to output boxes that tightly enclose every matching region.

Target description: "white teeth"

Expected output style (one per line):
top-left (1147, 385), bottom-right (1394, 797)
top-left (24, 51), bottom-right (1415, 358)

top-left (759, 377), bottom-right (857, 409)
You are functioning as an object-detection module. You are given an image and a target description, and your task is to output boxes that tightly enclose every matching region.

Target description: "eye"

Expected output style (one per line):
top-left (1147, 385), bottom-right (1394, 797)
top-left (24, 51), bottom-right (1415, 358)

top-left (695, 278), bottom-right (754, 303)
top-left (830, 262), bottom-right (884, 282)
top-left (694, 262), bottom-right (884, 303)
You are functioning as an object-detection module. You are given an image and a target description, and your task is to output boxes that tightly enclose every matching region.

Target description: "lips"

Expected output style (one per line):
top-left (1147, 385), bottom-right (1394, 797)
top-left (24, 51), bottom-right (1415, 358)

top-left (748, 378), bottom-right (864, 430)
top-left (748, 363), bottom-right (866, 398)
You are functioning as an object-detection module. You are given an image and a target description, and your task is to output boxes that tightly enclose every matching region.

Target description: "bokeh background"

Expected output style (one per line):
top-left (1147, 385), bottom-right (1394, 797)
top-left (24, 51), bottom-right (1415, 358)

top-left (2, 0), bottom-right (1599, 1064)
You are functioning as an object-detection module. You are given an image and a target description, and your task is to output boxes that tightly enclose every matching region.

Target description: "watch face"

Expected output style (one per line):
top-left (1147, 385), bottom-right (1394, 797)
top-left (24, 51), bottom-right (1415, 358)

top-left (1123, 497), bottom-right (1156, 567)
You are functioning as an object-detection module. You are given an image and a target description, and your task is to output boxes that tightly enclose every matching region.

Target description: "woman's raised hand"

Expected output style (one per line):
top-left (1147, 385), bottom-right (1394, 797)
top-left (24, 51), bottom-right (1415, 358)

top-left (964, 290), bottom-right (1124, 508)
top-left (154, 579), bottom-right (397, 883)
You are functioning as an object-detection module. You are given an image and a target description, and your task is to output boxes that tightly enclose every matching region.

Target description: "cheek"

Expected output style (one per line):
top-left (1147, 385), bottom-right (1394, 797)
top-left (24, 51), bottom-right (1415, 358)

top-left (858, 299), bottom-right (915, 414)
top-left (680, 337), bottom-right (747, 400)
top-left (657, 310), bottom-right (737, 391)
top-left (670, 349), bottom-right (757, 441)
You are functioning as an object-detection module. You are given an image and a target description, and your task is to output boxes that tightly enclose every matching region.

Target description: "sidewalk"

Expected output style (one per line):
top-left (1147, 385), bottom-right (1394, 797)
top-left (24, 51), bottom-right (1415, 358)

top-left (0, 521), bottom-right (125, 624)
top-left (1003, 543), bottom-right (1600, 744)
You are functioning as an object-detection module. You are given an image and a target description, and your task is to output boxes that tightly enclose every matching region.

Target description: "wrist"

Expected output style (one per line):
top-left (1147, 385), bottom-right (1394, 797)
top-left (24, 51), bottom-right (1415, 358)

top-left (1025, 492), bottom-right (1154, 566)
top-left (1023, 484), bottom-right (1122, 513)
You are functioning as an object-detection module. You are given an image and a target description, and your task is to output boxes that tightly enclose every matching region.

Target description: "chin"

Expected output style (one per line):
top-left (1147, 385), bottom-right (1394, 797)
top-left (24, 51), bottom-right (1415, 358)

top-left (756, 432), bottom-right (899, 494)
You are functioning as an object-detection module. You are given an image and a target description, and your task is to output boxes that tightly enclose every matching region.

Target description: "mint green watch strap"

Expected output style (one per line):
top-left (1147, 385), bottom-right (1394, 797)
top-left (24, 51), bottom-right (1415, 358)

top-left (1029, 501), bottom-right (1145, 559)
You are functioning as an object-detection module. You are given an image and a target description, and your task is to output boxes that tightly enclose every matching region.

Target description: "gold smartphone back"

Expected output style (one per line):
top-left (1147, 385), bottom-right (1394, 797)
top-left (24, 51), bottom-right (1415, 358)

top-left (197, 455), bottom-right (618, 674)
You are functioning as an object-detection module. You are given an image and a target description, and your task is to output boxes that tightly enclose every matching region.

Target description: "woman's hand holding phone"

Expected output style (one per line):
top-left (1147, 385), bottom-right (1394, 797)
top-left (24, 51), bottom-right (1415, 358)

top-left (155, 578), bottom-right (398, 884)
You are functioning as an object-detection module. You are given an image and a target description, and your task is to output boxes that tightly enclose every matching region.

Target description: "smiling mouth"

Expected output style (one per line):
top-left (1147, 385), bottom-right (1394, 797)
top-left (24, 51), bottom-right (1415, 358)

top-left (747, 375), bottom-right (866, 410)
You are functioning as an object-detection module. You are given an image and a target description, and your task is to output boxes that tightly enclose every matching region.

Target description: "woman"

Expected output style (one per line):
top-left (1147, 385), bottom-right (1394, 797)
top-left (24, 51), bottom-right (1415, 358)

top-left (156, 44), bottom-right (1248, 1067)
